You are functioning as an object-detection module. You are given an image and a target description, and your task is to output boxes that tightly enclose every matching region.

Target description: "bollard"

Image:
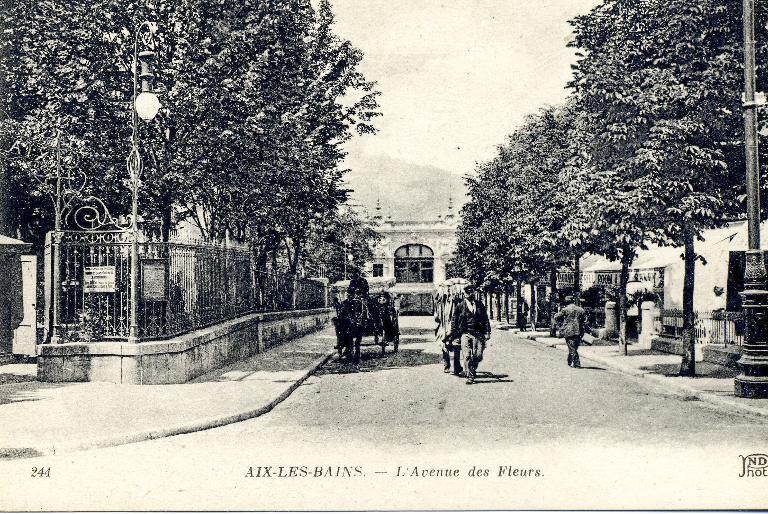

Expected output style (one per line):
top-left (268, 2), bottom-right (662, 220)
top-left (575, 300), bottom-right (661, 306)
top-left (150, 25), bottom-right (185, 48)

top-left (639, 301), bottom-right (656, 350)
top-left (603, 301), bottom-right (618, 338)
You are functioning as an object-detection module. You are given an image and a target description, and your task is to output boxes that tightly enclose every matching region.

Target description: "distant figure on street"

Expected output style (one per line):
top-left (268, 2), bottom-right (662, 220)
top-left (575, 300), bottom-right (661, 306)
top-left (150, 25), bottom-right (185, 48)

top-left (348, 269), bottom-right (369, 298)
top-left (446, 284), bottom-right (491, 384)
top-left (516, 299), bottom-right (529, 332)
top-left (553, 296), bottom-right (587, 368)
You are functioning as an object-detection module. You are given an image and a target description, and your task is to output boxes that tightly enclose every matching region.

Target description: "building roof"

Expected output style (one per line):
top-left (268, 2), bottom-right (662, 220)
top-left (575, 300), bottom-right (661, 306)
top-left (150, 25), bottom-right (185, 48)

top-left (576, 221), bottom-right (751, 274)
top-left (0, 234), bottom-right (31, 253)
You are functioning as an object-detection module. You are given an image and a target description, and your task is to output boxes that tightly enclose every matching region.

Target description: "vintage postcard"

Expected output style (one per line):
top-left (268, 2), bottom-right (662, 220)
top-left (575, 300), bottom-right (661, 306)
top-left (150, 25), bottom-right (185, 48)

top-left (1, 0), bottom-right (768, 510)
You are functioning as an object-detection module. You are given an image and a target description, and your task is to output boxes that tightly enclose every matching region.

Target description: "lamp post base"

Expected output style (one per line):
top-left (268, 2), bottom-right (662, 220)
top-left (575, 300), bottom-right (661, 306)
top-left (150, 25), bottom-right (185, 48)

top-left (734, 271), bottom-right (768, 398)
top-left (735, 355), bottom-right (768, 398)
top-left (735, 374), bottom-right (768, 398)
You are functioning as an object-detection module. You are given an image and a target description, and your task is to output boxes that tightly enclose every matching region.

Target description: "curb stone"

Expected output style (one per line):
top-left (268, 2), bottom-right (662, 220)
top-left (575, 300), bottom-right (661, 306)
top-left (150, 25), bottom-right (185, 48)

top-left (520, 334), bottom-right (768, 422)
top-left (0, 350), bottom-right (336, 460)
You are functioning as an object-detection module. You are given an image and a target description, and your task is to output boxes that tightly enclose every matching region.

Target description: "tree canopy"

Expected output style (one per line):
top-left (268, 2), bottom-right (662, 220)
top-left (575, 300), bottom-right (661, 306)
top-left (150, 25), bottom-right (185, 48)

top-left (1, 0), bottom-right (381, 275)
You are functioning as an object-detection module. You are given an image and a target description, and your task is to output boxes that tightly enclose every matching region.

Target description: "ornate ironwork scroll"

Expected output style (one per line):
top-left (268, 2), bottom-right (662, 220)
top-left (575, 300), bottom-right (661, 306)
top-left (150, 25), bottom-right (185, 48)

top-left (63, 196), bottom-right (132, 232)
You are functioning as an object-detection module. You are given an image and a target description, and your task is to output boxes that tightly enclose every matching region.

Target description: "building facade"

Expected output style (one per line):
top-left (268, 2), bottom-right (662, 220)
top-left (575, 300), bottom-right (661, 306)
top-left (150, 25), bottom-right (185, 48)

top-left (366, 203), bottom-right (458, 315)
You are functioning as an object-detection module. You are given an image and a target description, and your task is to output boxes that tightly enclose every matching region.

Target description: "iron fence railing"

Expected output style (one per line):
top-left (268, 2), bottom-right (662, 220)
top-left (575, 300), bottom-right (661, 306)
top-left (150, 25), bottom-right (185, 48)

top-left (654, 309), bottom-right (744, 347)
top-left (52, 231), bottom-right (327, 343)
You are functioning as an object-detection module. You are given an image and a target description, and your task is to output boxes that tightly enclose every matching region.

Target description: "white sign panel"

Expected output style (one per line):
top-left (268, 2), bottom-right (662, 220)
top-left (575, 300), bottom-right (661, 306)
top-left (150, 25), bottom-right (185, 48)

top-left (83, 266), bottom-right (116, 293)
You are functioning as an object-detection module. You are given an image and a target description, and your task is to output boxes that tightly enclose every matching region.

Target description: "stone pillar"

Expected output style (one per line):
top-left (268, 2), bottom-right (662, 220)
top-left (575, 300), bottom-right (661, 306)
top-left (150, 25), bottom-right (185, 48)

top-left (638, 301), bottom-right (656, 349)
top-left (387, 257), bottom-right (396, 278)
top-left (310, 277), bottom-right (330, 308)
top-left (603, 301), bottom-right (618, 338)
top-left (0, 237), bottom-right (31, 354)
top-left (434, 256), bottom-right (447, 283)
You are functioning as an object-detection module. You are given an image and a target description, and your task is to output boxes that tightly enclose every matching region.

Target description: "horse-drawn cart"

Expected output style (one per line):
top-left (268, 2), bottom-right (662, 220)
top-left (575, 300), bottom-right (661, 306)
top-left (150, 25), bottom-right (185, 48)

top-left (331, 277), bottom-right (400, 363)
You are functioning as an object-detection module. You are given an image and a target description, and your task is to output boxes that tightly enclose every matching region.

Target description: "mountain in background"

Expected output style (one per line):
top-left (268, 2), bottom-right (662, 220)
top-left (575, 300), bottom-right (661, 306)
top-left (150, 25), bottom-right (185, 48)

top-left (342, 154), bottom-right (469, 220)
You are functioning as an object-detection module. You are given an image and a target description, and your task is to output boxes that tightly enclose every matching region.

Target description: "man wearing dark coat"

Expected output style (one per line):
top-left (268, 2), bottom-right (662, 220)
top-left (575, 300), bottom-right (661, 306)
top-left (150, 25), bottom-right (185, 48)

top-left (348, 270), bottom-right (369, 298)
top-left (554, 296), bottom-right (587, 368)
top-left (446, 284), bottom-right (491, 384)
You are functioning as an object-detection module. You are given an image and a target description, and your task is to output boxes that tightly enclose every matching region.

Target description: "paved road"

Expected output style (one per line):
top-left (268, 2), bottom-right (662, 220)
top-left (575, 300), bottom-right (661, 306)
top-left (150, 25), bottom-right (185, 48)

top-left (3, 316), bottom-right (767, 510)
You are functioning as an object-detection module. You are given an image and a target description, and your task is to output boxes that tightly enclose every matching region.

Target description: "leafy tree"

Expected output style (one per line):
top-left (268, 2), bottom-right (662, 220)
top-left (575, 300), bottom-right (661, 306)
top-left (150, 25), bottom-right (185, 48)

top-left (568, 0), bottom-right (768, 371)
top-left (303, 206), bottom-right (380, 284)
top-left (1, 0), bottom-right (380, 276)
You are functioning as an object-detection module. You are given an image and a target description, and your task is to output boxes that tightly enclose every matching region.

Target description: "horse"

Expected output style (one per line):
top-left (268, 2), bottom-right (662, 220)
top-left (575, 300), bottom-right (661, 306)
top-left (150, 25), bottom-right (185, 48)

top-left (333, 294), bottom-right (382, 364)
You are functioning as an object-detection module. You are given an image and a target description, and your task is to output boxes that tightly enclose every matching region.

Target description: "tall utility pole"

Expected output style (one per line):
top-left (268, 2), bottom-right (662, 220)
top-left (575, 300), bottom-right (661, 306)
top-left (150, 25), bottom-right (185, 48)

top-left (736, 0), bottom-right (768, 398)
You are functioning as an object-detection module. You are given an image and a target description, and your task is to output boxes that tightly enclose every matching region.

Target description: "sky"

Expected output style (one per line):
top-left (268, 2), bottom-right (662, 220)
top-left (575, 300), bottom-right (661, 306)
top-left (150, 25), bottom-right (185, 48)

top-left (330, 0), bottom-right (601, 216)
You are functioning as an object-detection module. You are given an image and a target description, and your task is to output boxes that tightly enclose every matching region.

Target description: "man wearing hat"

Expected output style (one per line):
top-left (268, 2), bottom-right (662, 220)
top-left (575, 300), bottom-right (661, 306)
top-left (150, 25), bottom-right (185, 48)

top-left (348, 269), bottom-right (369, 298)
top-left (553, 295), bottom-right (587, 368)
top-left (445, 284), bottom-right (491, 384)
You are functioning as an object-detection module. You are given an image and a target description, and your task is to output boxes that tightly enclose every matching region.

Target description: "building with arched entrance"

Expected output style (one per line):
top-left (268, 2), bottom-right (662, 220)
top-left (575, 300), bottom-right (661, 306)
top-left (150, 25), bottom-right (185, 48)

top-left (366, 201), bottom-right (458, 315)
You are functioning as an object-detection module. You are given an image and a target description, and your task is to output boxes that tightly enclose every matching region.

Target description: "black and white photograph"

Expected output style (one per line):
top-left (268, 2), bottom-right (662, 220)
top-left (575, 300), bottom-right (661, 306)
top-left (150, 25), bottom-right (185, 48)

top-left (1, 0), bottom-right (768, 510)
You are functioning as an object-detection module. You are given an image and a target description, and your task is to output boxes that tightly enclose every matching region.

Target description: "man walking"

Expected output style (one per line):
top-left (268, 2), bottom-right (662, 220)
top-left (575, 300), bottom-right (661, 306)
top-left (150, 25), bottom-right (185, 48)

top-left (553, 296), bottom-right (587, 368)
top-left (446, 284), bottom-right (491, 384)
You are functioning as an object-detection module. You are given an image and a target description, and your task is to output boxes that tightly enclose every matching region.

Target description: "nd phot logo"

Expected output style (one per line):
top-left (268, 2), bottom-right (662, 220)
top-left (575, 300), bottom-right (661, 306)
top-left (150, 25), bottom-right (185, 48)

top-left (739, 454), bottom-right (768, 477)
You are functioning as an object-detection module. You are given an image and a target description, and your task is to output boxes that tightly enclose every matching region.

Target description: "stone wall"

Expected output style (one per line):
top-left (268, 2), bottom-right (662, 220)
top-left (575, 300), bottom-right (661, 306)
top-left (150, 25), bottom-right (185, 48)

top-left (37, 308), bottom-right (333, 385)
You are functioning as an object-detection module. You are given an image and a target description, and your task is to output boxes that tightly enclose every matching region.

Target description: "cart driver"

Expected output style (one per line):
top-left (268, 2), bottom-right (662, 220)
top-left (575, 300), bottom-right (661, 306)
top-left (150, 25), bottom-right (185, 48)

top-left (348, 269), bottom-right (370, 298)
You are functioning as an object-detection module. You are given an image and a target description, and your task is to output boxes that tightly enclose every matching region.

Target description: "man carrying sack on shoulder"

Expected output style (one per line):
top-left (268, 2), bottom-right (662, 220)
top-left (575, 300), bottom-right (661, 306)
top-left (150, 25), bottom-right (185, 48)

top-left (445, 284), bottom-right (491, 385)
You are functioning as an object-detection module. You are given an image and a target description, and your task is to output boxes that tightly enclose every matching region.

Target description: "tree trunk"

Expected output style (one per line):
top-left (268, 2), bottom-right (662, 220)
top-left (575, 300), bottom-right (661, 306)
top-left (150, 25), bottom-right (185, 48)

top-left (529, 280), bottom-right (537, 329)
top-left (549, 268), bottom-right (558, 337)
top-left (0, 156), bottom-right (12, 237)
top-left (496, 290), bottom-right (502, 322)
top-left (249, 246), bottom-right (259, 310)
top-left (573, 255), bottom-right (581, 305)
top-left (680, 228), bottom-right (697, 377)
top-left (516, 280), bottom-right (523, 329)
top-left (160, 201), bottom-right (173, 242)
top-left (504, 283), bottom-right (510, 324)
top-left (0, 16), bottom-right (13, 239)
top-left (618, 249), bottom-right (633, 356)
top-left (487, 291), bottom-right (493, 319)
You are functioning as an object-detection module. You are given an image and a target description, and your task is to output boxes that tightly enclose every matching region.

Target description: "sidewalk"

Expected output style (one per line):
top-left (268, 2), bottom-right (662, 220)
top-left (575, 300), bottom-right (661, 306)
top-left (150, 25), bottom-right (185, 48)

top-left (0, 326), bottom-right (337, 459)
top-left (499, 323), bottom-right (768, 419)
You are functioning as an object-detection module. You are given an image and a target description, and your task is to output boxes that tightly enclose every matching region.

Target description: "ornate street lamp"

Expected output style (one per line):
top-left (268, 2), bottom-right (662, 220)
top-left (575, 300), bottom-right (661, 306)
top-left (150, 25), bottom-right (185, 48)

top-left (735, 0), bottom-right (768, 397)
top-left (127, 22), bottom-right (161, 344)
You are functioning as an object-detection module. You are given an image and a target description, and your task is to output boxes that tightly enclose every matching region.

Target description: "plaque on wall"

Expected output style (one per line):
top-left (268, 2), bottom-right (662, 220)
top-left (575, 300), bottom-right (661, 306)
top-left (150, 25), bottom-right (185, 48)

top-left (141, 260), bottom-right (167, 301)
top-left (83, 266), bottom-right (116, 293)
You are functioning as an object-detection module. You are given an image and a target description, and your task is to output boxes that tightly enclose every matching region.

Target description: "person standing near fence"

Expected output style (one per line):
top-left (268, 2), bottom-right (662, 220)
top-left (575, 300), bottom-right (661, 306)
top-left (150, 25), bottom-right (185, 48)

top-left (554, 296), bottom-right (587, 368)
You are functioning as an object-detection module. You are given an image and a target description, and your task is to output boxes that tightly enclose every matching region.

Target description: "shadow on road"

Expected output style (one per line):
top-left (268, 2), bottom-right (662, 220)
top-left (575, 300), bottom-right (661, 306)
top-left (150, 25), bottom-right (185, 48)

top-left (466, 371), bottom-right (514, 384)
top-left (0, 373), bottom-right (37, 385)
top-left (639, 361), bottom-right (739, 379)
top-left (397, 326), bottom-right (435, 338)
top-left (319, 348), bottom-right (441, 375)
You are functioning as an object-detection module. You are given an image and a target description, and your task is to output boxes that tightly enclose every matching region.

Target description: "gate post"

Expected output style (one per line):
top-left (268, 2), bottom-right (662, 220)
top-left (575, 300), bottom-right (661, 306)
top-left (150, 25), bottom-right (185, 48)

top-left (50, 231), bottom-right (63, 343)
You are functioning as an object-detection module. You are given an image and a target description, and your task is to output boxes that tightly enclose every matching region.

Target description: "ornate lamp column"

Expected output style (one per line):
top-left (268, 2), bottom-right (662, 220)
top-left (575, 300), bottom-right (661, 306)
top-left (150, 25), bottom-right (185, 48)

top-left (127, 22), bottom-right (161, 344)
top-left (735, 0), bottom-right (768, 398)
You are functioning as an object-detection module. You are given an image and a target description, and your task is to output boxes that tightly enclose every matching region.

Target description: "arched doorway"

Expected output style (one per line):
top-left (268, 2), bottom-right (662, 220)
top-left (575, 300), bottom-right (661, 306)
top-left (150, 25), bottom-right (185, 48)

top-left (394, 244), bottom-right (434, 315)
top-left (394, 244), bottom-right (434, 283)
